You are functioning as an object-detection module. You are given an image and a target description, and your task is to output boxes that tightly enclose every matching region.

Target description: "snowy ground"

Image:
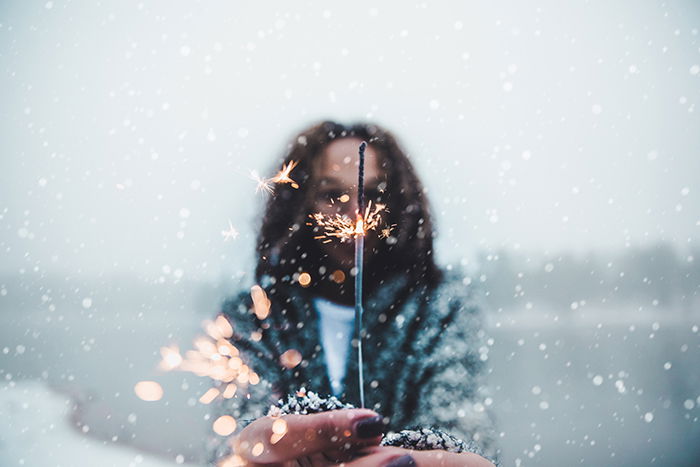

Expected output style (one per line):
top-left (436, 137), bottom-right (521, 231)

top-left (0, 276), bottom-right (219, 466)
top-left (486, 311), bottom-right (700, 466)
top-left (0, 381), bottom-right (176, 467)
top-left (0, 275), bottom-right (699, 466)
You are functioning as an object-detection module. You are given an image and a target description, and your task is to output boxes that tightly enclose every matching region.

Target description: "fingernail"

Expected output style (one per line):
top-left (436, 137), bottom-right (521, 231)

top-left (384, 454), bottom-right (417, 467)
top-left (353, 415), bottom-right (385, 438)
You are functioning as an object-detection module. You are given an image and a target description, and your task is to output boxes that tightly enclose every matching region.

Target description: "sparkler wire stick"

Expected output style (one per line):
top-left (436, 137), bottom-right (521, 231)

top-left (355, 141), bottom-right (367, 408)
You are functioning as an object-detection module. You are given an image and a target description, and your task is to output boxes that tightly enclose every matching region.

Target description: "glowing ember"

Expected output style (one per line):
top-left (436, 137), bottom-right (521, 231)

top-left (222, 383), bottom-right (237, 399)
top-left (250, 285), bottom-right (271, 320)
top-left (270, 418), bottom-right (288, 444)
top-left (270, 160), bottom-right (299, 188)
top-left (159, 345), bottom-right (183, 371)
top-left (134, 381), bottom-right (163, 402)
top-left (330, 269), bottom-right (346, 283)
top-left (212, 415), bottom-right (237, 436)
top-left (272, 418), bottom-right (288, 435)
top-left (228, 356), bottom-right (243, 370)
top-left (309, 201), bottom-right (387, 242)
top-left (153, 289), bottom-right (270, 460)
top-left (217, 454), bottom-right (247, 467)
top-left (280, 349), bottom-right (303, 369)
top-left (199, 387), bottom-right (221, 404)
top-left (215, 315), bottom-right (234, 338)
top-left (217, 339), bottom-right (238, 357)
top-left (380, 224), bottom-right (396, 239)
top-left (251, 170), bottom-right (274, 195)
top-left (158, 313), bottom-right (257, 387)
top-left (251, 160), bottom-right (300, 194)
top-left (251, 442), bottom-right (265, 457)
top-left (298, 272), bottom-right (311, 287)
top-left (206, 316), bottom-right (235, 341)
top-left (194, 337), bottom-right (218, 358)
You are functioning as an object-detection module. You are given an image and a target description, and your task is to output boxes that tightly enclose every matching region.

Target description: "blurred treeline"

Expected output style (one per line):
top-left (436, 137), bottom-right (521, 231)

top-left (1, 242), bottom-right (698, 317)
top-left (476, 242), bottom-right (700, 313)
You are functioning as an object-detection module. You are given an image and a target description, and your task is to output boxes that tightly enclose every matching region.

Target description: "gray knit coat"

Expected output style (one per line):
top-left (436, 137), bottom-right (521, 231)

top-left (206, 271), bottom-right (501, 465)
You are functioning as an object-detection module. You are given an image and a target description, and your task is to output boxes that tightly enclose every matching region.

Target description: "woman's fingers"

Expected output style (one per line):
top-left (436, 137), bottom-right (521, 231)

top-left (341, 446), bottom-right (413, 467)
top-left (232, 409), bottom-right (386, 464)
top-left (343, 446), bottom-right (497, 467)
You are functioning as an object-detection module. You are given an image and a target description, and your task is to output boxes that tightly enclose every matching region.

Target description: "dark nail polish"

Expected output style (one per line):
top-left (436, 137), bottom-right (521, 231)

top-left (354, 415), bottom-right (385, 438)
top-left (385, 454), bottom-right (417, 467)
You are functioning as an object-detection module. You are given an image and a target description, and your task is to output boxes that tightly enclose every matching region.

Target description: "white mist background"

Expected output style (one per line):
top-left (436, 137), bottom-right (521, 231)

top-left (1, 1), bottom-right (699, 466)
top-left (2, 1), bottom-right (699, 279)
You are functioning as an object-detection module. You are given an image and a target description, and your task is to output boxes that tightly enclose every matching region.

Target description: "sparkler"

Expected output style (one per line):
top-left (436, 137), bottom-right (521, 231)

top-left (308, 141), bottom-right (390, 408)
top-left (153, 145), bottom-right (384, 461)
top-left (355, 141), bottom-right (367, 408)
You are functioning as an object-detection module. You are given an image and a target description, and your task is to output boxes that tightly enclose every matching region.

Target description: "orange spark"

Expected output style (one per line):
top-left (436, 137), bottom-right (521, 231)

top-left (228, 356), bottom-right (243, 370)
top-left (270, 418), bottom-right (288, 444)
top-left (217, 454), bottom-right (247, 467)
top-left (379, 224), bottom-right (396, 239)
top-left (251, 442), bottom-right (265, 457)
top-left (270, 160), bottom-right (299, 188)
top-left (200, 387), bottom-right (221, 404)
top-left (215, 315), bottom-right (234, 339)
top-left (310, 201), bottom-right (387, 242)
top-left (280, 349), bottom-right (303, 369)
top-left (222, 383), bottom-right (237, 399)
top-left (297, 272), bottom-right (311, 287)
top-left (250, 170), bottom-right (274, 195)
top-left (159, 345), bottom-right (183, 371)
top-left (154, 284), bottom-right (272, 452)
top-left (134, 381), bottom-right (164, 402)
top-left (217, 339), bottom-right (238, 357)
top-left (250, 285), bottom-right (271, 320)
top-left (250, 160), bottom-right (300, 194)
top-left (212, 415), bottom-right (237, 436)
top-left (330, 269), bottom-right (346, 283)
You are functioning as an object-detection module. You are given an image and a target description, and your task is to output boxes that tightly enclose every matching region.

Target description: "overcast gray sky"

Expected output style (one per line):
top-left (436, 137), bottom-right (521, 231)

top-left (1, 1), bottom-right (699, 281)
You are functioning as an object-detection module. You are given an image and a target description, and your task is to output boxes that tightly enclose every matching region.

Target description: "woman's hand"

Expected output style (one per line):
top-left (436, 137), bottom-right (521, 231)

top-left (230, 408), bottom-right (386, 466)
top-left (343, 446), bottom-right (497, 467)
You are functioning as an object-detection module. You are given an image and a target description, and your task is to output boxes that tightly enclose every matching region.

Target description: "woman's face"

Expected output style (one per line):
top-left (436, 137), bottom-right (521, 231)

top-left (309, 137), bottom-right (385, 268)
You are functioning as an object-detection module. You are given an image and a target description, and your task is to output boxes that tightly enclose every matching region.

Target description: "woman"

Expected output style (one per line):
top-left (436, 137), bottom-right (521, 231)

top-left (208, 121), bottom-right (500, 466)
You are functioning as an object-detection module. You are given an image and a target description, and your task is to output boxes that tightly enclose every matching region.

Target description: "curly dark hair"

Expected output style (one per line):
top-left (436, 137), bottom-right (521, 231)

top-left (255, 120), bottom-right (442, 295)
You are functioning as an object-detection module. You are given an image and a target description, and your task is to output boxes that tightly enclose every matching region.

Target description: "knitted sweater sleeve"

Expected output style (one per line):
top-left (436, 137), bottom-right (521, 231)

top-left (411, 277), bottom-right (501, 465)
